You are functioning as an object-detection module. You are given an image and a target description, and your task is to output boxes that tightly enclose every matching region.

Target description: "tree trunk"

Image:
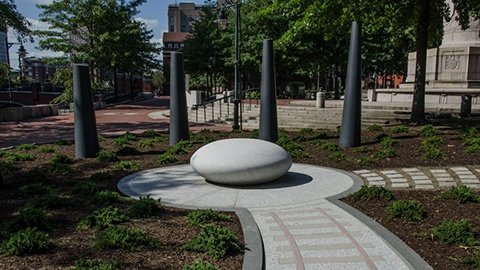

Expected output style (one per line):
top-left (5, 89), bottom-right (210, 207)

top-left (410, 0), bottom-right (430, 123)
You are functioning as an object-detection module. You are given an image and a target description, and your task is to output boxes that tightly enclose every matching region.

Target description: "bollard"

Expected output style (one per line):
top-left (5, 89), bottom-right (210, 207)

top-left (259, 39), bottom-right (278, 142)
top-left (73, 64), bottom-right (99, 158)
top-left (316, 92), bottom-right (325, 108)
top-left (169, 52), bottom-right (190, 146)
top-left (339, 21), bottom-right (362, 148)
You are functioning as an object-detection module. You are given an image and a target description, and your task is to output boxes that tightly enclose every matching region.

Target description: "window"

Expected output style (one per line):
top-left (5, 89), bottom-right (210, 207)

top-left (174, 44), bottom-right (179, 48)
top-left (170, 25), bottom-right (174, 32)
top-left (169, 16), bottom-right (174, 22)
top-left (167, 43), bottom-right (173, 48)
top-left (181, 26), bottom-right (186, 32)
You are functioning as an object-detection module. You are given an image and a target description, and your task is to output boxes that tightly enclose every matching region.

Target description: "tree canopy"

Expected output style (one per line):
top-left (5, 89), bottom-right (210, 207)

top-left (0, 0), bottom-right (31, 40)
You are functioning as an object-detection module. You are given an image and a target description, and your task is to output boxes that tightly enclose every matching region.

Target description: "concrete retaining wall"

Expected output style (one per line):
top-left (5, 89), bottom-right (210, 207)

top-left (0, 104), bottom-right (59, 122)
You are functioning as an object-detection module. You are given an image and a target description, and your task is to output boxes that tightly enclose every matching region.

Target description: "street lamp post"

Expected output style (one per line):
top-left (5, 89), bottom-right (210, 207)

top-left (216, 0), bottom-right (242, 130)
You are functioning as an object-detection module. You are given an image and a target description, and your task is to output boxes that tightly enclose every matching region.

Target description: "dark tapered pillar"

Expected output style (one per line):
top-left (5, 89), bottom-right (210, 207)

top-left (259, 39), bottom-right (278, 142)
top-left (73, 63), bottom-right (99, 158)
top-left (169, 52), bottom-right (189, 146)
top-left (339, 21), bottom-right (362, 148)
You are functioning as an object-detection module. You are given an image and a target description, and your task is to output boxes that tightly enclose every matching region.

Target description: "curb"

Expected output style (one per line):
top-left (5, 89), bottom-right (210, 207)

top-left (326, 169), bottom-right (433, 270)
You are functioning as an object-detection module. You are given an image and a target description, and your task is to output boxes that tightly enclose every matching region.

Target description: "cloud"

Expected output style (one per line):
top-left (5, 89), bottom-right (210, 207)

top-left (135, 17), bottom-right (159, 30)
top-left (27, 18), bottom-right (52, 32)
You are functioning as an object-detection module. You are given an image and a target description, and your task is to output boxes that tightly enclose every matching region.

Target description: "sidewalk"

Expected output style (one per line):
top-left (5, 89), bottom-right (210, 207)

top-left (118, 164), bottom-right (433, 270)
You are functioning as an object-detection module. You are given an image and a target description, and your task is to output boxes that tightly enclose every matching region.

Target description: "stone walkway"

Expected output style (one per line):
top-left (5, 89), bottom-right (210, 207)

top-left (354, 166), bottom-right (480, 189)
top-left (118, 164), bottom-right (430, 270)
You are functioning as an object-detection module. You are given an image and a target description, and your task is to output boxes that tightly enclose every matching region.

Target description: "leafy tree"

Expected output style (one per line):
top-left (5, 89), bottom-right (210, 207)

top-left (50, 67), bottom-right (73, 105)
top-left (0, 62), bottom-right (9, 84)
top-left (0, 0), bottom-right (31, 40)
top-left (151, 70), bottom-right (165, 90)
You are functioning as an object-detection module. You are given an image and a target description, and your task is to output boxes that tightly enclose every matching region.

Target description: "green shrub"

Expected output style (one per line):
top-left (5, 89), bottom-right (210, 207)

top-left (50, 153), bottom-right (73, 165)
top-left (466, 144), bottom-right (480, 153)
top-left (73, 259), bottom-right (116, 270)
top-left (4, 206), bottom-right (51, 233)
top-left (183, 258), bottom-right (218, 270)
top-left (142, 129), bottom-right (158, 138)
top-left (0, 228), bottom-right (54, 256)
top-left (436, 186), bottom-right (480, 203)
top-left (138, 139), bottom-right (155, 148)
top-left (420, 124), bottom-right (437, 137)
top-left (300, 128), bottom-right (314, 135)
top-left (461, 127), bottom-right (479, 140)
top-left (28, 194), bottom-right (73, 209)
top-left (98, 135), bottom-right (106, 142)
top-left (463, 128), bottom-right (480, 153)
top-left (328, 151), bottom-right (347, 161)
top-left (368, 124), bottom-right (384, 132)
top-left (187, 209), bottom-right (232, 227)
top-left (17, 144), bottom-right (36, 151)
top-left (0, 160), bottom-right (19, 174)
top-left (38, 146), bottom-right (56, 153)
top-left (391, 125), bottom-right (409, 134)
top-left (184, 225), bottom-right (242, 260)
top-left (89, 171), bottom-right (112, 182)
top-left (96, 151), bottom-right (119, 162)
top-left (121, 131), bottom-right (136, 141)
top-left (380, 136), bottom-right (398, 148)
top-left (127, 196), bottom-right (161, 218)
top-left (319, 142), bottom-right (338, 152)
top-left (276, 136), bottom-right (307, 158)
top-left (75, 181), bottom-right (101, 195)
top-left (376, 148), bottom-right (397, 158)
top-left (423, 135), bottom-right (443, 147)
top-left (93, 191), bottom-right (126, 205)
top-left (113, 161), bottom-right (140, 172)
top-left (158, 153), bottom-right (177, 165)
top-left (167, 140), bottom-right (193, 155)
top-left (116, 146), bottom-right (139, 155)
top-left (16, 183), bottom-right (52, 198)
top-left (55, 139), bottom-right (70, 145)
top-left (113, 137), bottom-right (131, 148)
top-left (351, 185), bottom-right (395, 200)
top-left (420, 143), bottom-right (444, 160)
top-left (7, 152), bottom-right (36, 161)
top-left (77, 206), bottom-right (128, 230)
top-left (93, 226), bottom-right (160, 251)
top-left (386, 200), bottom-right (426, 222)
top-left (356, 157), bottom-right (373, 167)
top-left (462, 249), bottom-right (480, 268)
top-left (354, 146), bottom-right (372, 153)
top-left (427, 219), bottom-right (477, 246)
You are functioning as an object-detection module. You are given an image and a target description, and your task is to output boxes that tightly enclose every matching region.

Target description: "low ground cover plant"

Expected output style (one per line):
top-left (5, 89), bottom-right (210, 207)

top-left (184, 224), bottom-right (242, 260)
top-left (78, 206), bottom-right (128, 230)
top-left (93, 191), bottom-right (126, 205)
top-left (3, 205), bottom-right (51, 234)
top-left (127, 196), bottom-right (160, 218)
top-left (17, 144), bottom-right (36, 151)
top-left (425, 219), bottom-right (478, 246)
top-left (187, 209), bottom-right (232, 226)
top-left (158, 153), bottom-right (177, 165)
top-left (73, 259), bottom-right (116, 270)
top-left (0, 227), bottom-right (54, 256)
top-left (96, 151), bottom-right (119, 163)
top-left (351, 185), bottom-right (395, 200)
top-left (113, 160), bottom-right (140, 171)
top-left (387, 200), bottom-right (426, 222)
top-left (93, 225), bottom-right (160, 251)
top-left (183, 258), bottom-right (218, 270)
top-left (15, 182), bottom-right (52, 198)
top-left (391, 125), bottom-right (409, 134)
top-left (436, 186), bottom-right (480, 203)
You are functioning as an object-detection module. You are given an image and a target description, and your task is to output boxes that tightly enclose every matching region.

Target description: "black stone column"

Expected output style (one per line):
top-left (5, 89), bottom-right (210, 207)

top-left (169, 52), bottom-right (189, 145)
top-left (259, 39), bottom-right (278, 142)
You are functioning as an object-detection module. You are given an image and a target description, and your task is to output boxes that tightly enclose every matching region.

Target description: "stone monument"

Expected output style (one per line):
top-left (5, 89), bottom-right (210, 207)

top-left (371, 0), bottom-right (480, 105)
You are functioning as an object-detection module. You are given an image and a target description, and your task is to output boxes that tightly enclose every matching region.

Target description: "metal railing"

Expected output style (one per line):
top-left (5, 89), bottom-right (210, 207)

top-left (191, 88), bottom-right (260, 125)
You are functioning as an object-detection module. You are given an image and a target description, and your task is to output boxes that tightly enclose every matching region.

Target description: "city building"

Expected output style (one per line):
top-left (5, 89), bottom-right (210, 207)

top-left (167, 3), bottom-right (202, 33)
top-left (23, 57), bottom-right (59, 83)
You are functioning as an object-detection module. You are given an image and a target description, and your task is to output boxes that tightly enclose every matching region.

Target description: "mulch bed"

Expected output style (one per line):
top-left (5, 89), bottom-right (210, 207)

top-left (1, 118), bottom-right (480, 269)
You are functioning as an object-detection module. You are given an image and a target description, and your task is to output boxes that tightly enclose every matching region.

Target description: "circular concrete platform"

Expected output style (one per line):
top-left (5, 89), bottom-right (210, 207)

top-left (117, 163), bottom-right (354, 210)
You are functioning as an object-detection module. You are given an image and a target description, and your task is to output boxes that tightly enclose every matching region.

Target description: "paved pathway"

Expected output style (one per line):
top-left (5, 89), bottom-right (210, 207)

top-left (354, 166), bottom-right (480, 189)
top-left (118, 164), bottom-right (427, 270)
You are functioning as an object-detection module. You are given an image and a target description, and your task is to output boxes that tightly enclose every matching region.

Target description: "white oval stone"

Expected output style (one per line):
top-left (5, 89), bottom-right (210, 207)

top-left (190, 138), bottom-right (292, 185)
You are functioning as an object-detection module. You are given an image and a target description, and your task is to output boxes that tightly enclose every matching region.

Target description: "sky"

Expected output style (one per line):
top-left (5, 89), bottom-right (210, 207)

top-left (7, 0), bottom-right (205, 69)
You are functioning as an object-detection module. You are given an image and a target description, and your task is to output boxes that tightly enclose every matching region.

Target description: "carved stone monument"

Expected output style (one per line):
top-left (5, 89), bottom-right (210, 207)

top-left (372, 0), bottom-right (480, 105)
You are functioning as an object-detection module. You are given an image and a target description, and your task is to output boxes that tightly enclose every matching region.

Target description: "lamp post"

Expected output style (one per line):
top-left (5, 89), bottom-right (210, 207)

top-left (216, 0), bottom-right (242, 130)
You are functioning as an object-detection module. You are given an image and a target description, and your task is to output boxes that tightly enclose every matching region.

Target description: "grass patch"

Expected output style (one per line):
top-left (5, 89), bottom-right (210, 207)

top-left (0, 228), bottom-right (54, 256)
top-left (112, 160), bottom-right (140, 172)
top-left (138, 139), bottom-right (155, 148)
top-left (391, 125), bottom-right (409, 134)
top-left (187, 209), bottom-right (232, 227)
top-left (93, 226), bottom-right (160, 251)
top-left (183, 258), bottom-right (218, 270)
top-left (184, 224), bottom-right (242, 260)
top-left (350, 185), bottom-right (395, 200)
top-left (96, 151), bottom-right (119, 163)
top-left (142, 129), bottom-right (158, 138)
top-left (435, 186), bottom-right (480, 203)
top-left (167, 140), bottom-right (193, 155)
top-left (17, 144), bottom-right (36, 151)
top-left (356, 157), bottom-right (373, 167)
top-left (420, 124), bottom-right (437, 137)
top-left (38, 146), bottom-right (56, 153)
top-left (380, 136), bottom-right (398, 148)
top-left (158, 153), bottom-right (177, 165)
top-left (93, 191), bottom-right (126, 205)
top-left (73, 259), bottom-right (117, 270)
top-left (127, 196), bottom-right (161, 218)
top-left (426, 219), bottom-right (477, 246)
top-left (77, 206), bottom-right (128, 230)
top-left (386, 200), bottom-right (426, 222)
top-left (7, 152), bottom-right (36, 161)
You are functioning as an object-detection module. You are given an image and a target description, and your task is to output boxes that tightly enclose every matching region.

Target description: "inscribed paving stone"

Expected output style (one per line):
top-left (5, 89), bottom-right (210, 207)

top-left (430, 169), bottom-right (448, 173)
top-left (381, 170), bottom-right (398, 174)
top-left (402, 168), bottom-right (420, 172)
top-left (438, 182), bottom-right (457, 187)
top-left (391, 183), bottom-right (410, 188)
top-left (411, 175), bottom-right (429, 180)
top-left (366, 177), bottom-right (384, 181)
top-left (413, 180), bottom-right (433, 185)
top-left (390, 178), bottom-right (408, 183)
top-left (435, 177), bottom-right (455, 182)
top-left (354, 170), bottom-right (370, 174)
